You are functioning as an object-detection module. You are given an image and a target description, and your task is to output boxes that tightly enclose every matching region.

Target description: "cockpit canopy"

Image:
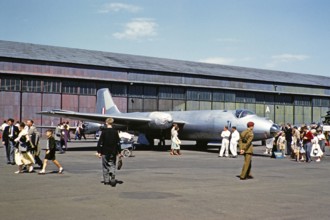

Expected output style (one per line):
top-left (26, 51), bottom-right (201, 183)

top-left (235, 109), bottom-right (255, 118)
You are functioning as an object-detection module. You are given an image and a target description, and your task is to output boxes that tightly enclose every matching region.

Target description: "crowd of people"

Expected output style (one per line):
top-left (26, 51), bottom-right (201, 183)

top-left (1, 118), bottom-right (64, 174)
top-left (2, 116), bottom-right (329, 186)
top-left (265, 123), bottom-right (329, 162)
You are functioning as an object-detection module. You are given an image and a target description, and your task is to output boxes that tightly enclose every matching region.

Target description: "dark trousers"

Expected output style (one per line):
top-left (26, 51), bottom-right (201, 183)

top-left (102, 154), bottom-right (116, 183)
top-left (240, 153), bottom-right (252, 179)
top-left (5, 140), bottom-right (15, 163)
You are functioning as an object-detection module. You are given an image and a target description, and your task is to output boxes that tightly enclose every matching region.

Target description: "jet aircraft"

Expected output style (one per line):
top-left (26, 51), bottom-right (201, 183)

top-left (38, 88), bottom-right (280, 147)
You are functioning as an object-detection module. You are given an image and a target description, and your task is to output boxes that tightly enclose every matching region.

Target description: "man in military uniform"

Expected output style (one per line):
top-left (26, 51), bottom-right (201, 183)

top-left (238, 121), bottom-right (255, 180)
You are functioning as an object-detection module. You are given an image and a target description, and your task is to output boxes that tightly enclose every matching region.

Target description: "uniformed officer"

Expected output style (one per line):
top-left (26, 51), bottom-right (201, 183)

top-left (239, 121), bottom-right (255, 180)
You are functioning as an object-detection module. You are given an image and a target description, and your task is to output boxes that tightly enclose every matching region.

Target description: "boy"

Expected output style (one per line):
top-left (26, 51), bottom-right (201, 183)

top-left (38, 130), bottom-right (64, 174)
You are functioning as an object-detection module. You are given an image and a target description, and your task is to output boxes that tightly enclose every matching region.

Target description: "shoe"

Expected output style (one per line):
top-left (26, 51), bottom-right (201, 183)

top-left (247, 176), bottom-right (254, 179)
top-left (28, 166), bottom-right (34, 173)
top-left (11, 162), bottom-right (16, 165)
top-left (38, 171), bottom-right (46, 175)
top-left (110, 176), bottom-right (116, 187)
top-left (104, 182), bottom-right (110, 185)
top-left (240, 177), bottom-right (247, 180)
top-left (58, 167), bottom-right (64, 174)
top-left (316, 158), bottom-right (321, 162)
top-left (170, 152), bottom-right (174, 155)
top-left (14, 171), bottom-right (23, 174)
top-left (7, 161), bottom-right (11, 164)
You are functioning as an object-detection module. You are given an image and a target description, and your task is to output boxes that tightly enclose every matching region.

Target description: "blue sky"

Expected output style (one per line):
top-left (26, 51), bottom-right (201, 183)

top-left (0, 0), bottom-right (330, 77)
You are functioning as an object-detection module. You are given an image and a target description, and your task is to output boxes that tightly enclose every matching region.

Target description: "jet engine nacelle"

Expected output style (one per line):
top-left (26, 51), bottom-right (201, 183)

top-left (148, 112), bottom-right (173, 129)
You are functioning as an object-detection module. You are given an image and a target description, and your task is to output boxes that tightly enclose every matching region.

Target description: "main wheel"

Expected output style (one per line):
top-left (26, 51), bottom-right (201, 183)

top-left (122, 149), bottom-right (131, 158)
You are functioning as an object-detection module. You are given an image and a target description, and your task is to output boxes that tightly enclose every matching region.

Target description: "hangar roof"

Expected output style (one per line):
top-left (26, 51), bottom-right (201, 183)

top-left (0, 40), bottom-right (329, 87)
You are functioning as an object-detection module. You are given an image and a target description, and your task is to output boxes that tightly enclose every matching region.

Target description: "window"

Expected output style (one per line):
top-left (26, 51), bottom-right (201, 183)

top-left (79, 82), bottom-right (96, 95)
top-left (199, 89), bottom-right (212, 101)
top-left (294, 96), bottom-right (311, 106)
top-left (0, 77), bottom-right (21, 91)
top-left (111, 84), bottom-right (127, 96)
top-left (144, 85), bottom-right (157, 98)
top-left (213, 90), bottom-right (224, 101)
top-left (236, 92), bottom-right (256, 103)
top-left (128, 85), bottom-right (143, 97)
top-left (159, 87), bottom-right (172, 99)
top-left (255, 93), bottom-right (265, 103)
top-left (225, 91), bottom-right (235, 102)
top-left (43, 80), bottom-right (61, 93)
top-left (187, 88), bottom-right (199, 100)
top-left (62, 81), bottom-right (78, 94)
top-left (172, 87), bottom-right (185, 100)
top-left (275, 95), bottom-right (292, 105)
top-left (312, 97), bottom-right (329, 107)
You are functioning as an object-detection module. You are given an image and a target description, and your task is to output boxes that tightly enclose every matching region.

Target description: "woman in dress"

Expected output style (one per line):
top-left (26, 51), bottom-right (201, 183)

top-left (170, 124), bottom-right (181, 155)
top-left (311, 129), bottom-right (323, 162)
top-left (14, 122), bottom-right (35, 173)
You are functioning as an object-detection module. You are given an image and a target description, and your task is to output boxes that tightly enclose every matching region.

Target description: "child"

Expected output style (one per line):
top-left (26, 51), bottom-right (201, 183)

top-left (277, 132), bottom-right (287, 157)
top-left (38, 130), bottom-right (64, 174)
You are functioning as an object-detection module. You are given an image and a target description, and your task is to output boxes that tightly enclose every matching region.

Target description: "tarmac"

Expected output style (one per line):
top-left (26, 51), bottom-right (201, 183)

top-left (1, 139), bottom-right (330, 220)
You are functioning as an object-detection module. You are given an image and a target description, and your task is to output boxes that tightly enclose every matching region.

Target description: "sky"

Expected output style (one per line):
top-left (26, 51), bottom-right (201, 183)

top-left (0, 0), bottom-right (330, 77)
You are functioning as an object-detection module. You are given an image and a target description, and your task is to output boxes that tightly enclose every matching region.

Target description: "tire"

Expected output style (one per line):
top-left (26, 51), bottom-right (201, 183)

top-left (122, 149), bottom-right (131, 158)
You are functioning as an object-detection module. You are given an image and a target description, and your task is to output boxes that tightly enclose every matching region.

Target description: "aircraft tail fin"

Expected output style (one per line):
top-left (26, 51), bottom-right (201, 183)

top-left (96, 88), bottom-right (121, 114)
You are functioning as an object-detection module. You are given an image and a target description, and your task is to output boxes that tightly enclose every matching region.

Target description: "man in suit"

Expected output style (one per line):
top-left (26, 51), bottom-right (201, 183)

top-left (25, 119), bottom-right (43, 167)
top-left (238, 121), bottom-right (255, 180)
top-left (2, 118), bottom-right (19, 165)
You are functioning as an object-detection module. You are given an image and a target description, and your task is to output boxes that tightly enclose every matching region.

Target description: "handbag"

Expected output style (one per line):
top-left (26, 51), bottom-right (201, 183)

top-left (300, 147), bottom-right (306, 154)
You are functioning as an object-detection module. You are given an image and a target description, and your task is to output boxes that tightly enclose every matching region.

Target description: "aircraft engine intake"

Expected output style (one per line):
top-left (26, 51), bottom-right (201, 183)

top-left (148, 112), bottom-right (173, 129)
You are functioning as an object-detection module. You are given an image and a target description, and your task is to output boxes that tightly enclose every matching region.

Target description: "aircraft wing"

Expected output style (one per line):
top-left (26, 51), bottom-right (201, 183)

top-left (38, 109), bottom-right (152, 127)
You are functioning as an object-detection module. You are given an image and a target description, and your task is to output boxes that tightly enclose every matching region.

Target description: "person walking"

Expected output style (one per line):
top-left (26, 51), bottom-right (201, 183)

top-left (38, 130), bottom-right (64, 174)
top-left (292, 126), bottom-right (301, 162)
top-left (55, 124), bottom-right (65, 154)
top-left (170, 124), bottom-right (181, 155)
top-left (97, 118), bottom-right (121, 186)
top-left (238, 122), bottom-right (255, 180)
top-left (14, 122), bottom-right (35, 173)
top-left (229, 126), bottom-right (239, 158)
top-left (25, 119), bottom-right (43, 168)
top-left (2, 118), bottom-right (19, 165)
top-left (302, 126), bottom-right (313, 163)
top-left (219, 126), bottom-right (231, 157)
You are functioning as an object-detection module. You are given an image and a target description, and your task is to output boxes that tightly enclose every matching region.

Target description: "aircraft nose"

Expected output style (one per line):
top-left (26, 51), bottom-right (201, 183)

top-left (270, 123), bottom-right (281, 136)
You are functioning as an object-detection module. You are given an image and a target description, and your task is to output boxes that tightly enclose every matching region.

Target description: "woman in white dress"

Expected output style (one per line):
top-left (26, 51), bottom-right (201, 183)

top-left (170, 124), bottom-right (181, 155)
top-left (311, 129), bottom-right (323, 162)
top-left (14, 122), bottom-right (35, 173)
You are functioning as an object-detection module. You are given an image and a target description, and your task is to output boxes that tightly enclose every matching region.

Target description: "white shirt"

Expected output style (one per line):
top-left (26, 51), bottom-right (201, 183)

top-left (221, 130), bottom-right (231, 139)
top-left (317, 133), bottom-right (325, 141)
top-left (1, 123), bottom-right (8, 131)
top-left (230, 130), bottom-right (240, 143)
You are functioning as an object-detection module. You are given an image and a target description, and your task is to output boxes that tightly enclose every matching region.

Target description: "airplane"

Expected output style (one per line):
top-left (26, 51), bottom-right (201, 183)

top-left (38, 88), bottom-right (281, 148)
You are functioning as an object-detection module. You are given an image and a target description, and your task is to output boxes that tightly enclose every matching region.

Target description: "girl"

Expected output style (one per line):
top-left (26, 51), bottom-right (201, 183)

top-left (277, 132), bottom-right (287, 157)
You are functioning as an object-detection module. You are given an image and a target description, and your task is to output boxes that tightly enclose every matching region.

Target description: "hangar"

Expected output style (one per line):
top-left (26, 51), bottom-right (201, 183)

top-left (0, 40), bottom-right (329, 126)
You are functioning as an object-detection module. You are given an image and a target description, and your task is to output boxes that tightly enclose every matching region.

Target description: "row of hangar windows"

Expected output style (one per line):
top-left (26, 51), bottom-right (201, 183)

top-left (0, 76), bottom-right (329, 107)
